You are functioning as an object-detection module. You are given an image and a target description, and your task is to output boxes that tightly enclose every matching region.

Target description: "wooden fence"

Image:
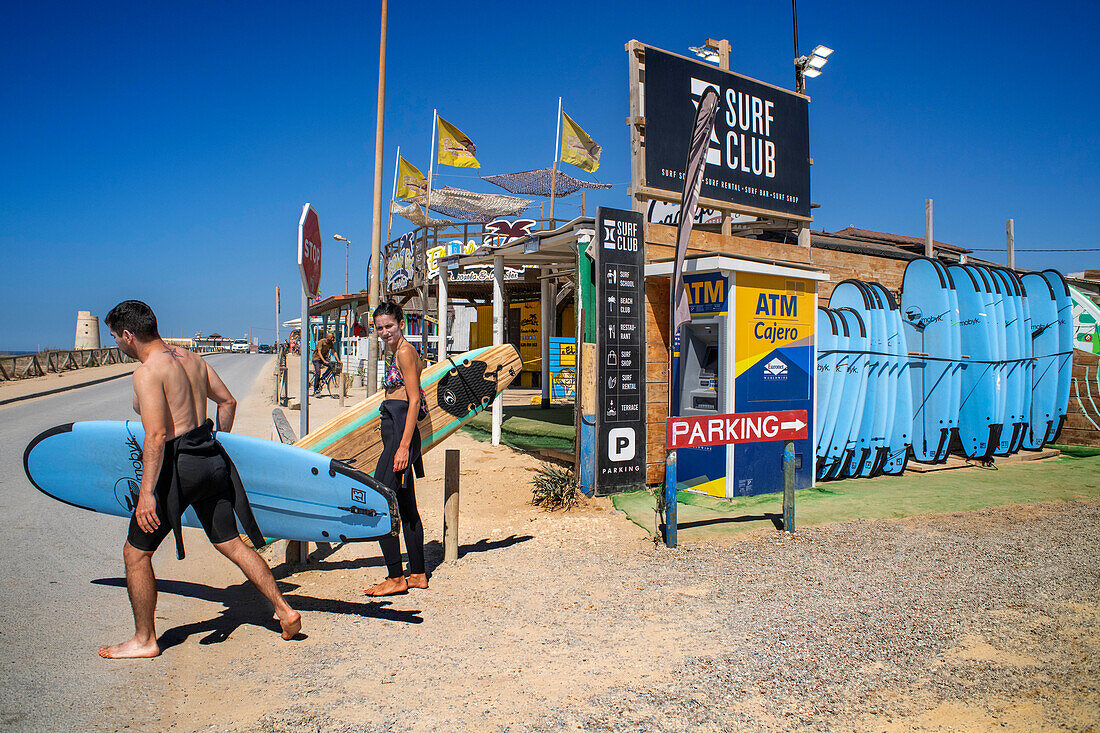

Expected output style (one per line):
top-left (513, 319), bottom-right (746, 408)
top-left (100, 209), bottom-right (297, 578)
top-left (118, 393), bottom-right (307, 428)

top-left (0, 348), bottom-right (136, 381)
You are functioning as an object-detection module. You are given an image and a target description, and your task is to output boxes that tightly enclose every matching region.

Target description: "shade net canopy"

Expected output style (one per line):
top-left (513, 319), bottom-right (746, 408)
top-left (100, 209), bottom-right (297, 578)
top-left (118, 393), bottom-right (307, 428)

top-left (391, 202), bottom-right (452, 227)
top-left (400, 186), bottom-right (533, 223)
top-left (482, 168), bottom-right (612, 197)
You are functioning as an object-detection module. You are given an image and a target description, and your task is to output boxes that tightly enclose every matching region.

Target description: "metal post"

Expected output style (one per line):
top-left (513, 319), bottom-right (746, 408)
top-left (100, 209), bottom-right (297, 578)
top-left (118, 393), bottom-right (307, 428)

top-left (366, 0), bottom-right (389, 397)
top-left (540, 269), bottom-right (551, 407)
top-left (300, 288), bottom-right (309, 438)
top-left (492, 254), bottom-right (505, 446)
top-left (924, 199), bottom-right (934, 258)
top-left (1006, 218), bottom-right (1015, 269)
top-left (437, 260), bottom-right (449, 362)
top-left (782, 440), bottom-right (795, 532)
top-left (664, 448), bottom-right (677, 548)
top-left (443, 449), bottom-right (460, 561)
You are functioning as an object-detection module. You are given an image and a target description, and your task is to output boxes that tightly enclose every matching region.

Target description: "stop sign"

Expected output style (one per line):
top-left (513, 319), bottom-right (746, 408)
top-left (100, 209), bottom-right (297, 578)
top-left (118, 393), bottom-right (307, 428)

top-left (298, 204), bottom-right (321, 297)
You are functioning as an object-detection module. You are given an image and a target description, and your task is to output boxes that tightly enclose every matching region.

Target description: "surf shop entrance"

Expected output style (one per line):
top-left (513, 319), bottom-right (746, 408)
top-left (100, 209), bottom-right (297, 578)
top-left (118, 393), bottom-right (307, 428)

top-left (647, 253), bottom-right (827, 498)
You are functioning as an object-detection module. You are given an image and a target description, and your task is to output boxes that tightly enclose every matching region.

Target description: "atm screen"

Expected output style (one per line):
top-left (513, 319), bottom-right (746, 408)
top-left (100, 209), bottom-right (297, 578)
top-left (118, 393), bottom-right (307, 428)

top-left (701, 345), bottom-right (718, 379)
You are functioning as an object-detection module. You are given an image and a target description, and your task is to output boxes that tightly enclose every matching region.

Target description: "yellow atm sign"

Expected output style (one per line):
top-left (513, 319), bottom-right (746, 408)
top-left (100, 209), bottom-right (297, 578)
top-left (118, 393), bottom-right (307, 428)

top-left (685, 273), bottom-right (728, 315)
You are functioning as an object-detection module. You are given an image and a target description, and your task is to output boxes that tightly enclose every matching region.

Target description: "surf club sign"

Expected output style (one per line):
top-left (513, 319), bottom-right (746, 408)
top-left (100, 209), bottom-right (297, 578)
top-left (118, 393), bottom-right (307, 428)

top-left (638, 46), bottom-right (810, 220)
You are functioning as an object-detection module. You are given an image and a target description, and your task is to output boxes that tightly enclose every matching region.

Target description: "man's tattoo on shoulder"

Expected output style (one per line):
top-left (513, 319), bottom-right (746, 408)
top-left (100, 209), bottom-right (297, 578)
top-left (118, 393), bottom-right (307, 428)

top-left (163, 347), bottom-right (182, 360)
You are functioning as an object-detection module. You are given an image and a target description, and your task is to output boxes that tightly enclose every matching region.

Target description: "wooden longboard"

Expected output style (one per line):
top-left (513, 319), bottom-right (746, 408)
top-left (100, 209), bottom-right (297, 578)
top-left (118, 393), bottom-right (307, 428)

top-left (295, 344), bottom-right (522, 472)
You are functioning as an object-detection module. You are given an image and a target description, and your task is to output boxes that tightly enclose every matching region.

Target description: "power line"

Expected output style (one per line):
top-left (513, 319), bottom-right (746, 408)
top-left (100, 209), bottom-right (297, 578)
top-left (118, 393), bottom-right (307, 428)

top-left (969, 247), bottom-right (1100, 252)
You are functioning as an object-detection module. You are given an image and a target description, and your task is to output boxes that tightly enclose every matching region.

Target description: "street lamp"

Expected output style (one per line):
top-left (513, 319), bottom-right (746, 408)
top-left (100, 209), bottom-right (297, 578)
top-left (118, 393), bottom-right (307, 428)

top-left (333, 234), bottom-right (350, 295)
top-left (794, 44), bottom-right (833, 93)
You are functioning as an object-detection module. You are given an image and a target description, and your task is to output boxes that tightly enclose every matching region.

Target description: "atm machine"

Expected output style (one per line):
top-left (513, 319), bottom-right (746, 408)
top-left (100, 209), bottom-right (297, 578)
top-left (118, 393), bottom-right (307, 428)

top-left (655, 254), bottom-right (828, 498)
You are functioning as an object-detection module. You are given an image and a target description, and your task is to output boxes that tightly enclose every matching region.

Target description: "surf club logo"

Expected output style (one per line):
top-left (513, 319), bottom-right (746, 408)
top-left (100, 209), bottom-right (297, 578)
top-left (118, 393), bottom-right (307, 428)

top-left (114, 433), bottom-right (144, 512)
top-left (763, 357), bottom-right (789, 380)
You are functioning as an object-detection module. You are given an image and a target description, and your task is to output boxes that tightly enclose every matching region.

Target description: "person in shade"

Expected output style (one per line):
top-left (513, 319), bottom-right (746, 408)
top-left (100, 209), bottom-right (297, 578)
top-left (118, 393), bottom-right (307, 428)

top-left (365, 301), bottom-right (429, 597)
top-left (98, 300), bottom-right (301, 658)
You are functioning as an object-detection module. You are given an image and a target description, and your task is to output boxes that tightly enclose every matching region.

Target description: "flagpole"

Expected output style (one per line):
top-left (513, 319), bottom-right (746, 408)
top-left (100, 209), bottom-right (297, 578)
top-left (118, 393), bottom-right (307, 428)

top-left (427, 110), bottom-right (437, 224)
top-left (383, 145), bottom-right (400, 292)
top-left (549, 96), bottom-right (562, 224)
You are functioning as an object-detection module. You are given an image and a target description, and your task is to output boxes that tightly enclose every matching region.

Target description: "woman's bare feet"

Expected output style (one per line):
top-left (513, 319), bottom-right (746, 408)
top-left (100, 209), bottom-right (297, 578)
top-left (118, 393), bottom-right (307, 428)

top-left (98, 636), bottom-right (160, 659)
top-left (278, 609), bottom-right (302, 640)
top-left (364, 576), bottom-right (408, 596)
top-left (406, 573), bottom-right (429, 590)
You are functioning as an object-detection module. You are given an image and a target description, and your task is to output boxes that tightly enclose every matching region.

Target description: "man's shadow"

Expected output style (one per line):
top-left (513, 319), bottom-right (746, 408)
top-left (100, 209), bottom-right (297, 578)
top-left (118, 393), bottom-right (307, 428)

top-left (91, 576), bottom-right (423, 654)
top-left (422, 534), bottom-right (534, 575)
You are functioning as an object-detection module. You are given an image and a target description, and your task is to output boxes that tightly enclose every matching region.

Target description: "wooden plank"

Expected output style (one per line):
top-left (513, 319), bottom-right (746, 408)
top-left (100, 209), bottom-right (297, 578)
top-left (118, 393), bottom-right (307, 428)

top-left (271, 408), bottom-right (297, 444)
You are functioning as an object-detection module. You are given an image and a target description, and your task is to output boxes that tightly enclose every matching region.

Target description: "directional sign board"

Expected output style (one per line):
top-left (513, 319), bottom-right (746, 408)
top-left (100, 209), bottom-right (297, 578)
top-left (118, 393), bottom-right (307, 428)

top-left (595, 207), bottom-right (646, 493)
top-left (666, 410), bottom-right (808, 450)
top-left (298, 203), bottom-right (322, 298)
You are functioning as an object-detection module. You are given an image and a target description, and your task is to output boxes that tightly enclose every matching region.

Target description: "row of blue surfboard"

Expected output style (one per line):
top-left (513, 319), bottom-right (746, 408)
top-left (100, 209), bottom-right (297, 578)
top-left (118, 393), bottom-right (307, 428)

top-left (815, 258), bottom-right (1073, 480)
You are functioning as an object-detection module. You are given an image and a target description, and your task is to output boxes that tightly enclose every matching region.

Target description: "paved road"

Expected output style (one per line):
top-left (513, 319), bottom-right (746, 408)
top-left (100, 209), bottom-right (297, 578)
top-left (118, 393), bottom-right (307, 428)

top-left (0, 355), bottom-right (269, 731)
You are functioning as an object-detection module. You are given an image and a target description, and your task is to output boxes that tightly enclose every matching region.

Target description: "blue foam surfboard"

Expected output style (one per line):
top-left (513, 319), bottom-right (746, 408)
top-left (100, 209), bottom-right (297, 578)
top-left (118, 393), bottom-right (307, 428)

top-left (989, 267), bottom-right (1027, 454)
top-left (1021, 273), bottom-right (1060, 448)
top-left (866, 282), bottom-right (911, 475)
top-left (948, 265), bottom-right (998, 459)
top-left (862, 283), bottom-right (895, 476)
top-left (827, 307), bottom-right (869, 479)
top-left (829, 282), bottom-right (883, 477)
top-left (818, 309), bottom-right (850, 479)
top-left (23, 421), bottom-right (399, 543)
top-left (1041, 269), bottom-right (1073, 444)
top-left (901, 258), bottom-right (960, 463)
top-left (815, 308), bottom-right (837, 477)
top-left (968, 265), bottom-right (1008, 453)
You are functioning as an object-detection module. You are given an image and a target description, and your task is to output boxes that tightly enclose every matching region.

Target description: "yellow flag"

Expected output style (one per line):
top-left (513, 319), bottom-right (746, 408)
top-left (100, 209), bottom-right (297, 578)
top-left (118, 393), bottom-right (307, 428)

top-left (396, 157), bottom-right (427, 200)
top-left (437, 115), bottom-right (480, 168)
top-left (560, 111), bottom-right (601, 172)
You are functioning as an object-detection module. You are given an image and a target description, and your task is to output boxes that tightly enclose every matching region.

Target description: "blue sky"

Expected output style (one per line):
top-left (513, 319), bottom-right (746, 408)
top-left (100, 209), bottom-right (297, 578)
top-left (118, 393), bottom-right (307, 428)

top-left (2, 0), bottom-right (1097, 351)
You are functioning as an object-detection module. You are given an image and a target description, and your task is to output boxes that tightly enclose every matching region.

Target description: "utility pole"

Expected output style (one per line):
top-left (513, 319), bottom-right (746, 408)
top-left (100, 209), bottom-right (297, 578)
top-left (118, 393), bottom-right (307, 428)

top-left (925, 199), bottom-right (934, 258)
top-left (367, 0), bottom-right (388, 392)
top-left (1006, 218), bottom-right (1015, 269)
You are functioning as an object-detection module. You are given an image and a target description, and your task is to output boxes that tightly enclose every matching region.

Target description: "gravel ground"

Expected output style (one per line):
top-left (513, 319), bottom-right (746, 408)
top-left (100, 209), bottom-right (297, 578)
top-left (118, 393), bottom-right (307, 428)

top-left (140, 496), bottom-right (1099, 733)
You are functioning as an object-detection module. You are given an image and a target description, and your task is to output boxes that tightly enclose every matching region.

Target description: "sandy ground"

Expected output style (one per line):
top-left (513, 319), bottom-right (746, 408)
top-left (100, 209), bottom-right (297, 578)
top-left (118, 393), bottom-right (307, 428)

top-left (0, 360), bottom-right (136, 403)
top-left (87, 357), bottom-right (1098, 732)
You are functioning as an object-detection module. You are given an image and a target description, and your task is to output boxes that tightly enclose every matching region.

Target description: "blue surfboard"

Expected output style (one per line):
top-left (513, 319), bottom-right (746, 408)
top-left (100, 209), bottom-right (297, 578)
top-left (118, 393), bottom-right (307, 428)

top-left (901, 258), bottom-right (960, 463)
top-left (1021, 273), bottom-right (1060, 448)
top-left (828, 307), bottom-right (870, 479)
top-left (818, 309), bottom-right (851, 479)
top-left (866, 282), bottom-right (912, 475)
top-left (829, 282), bottom-right (883, 477)
top-left (1041, 269), bottom-right (1073, 444)
top-left (815, 308), bottom-right (838, 477)
top-left (948, 265), bottom-right (998, 459)
top-left (23, 421), bottom-right (399, 543)
top-left (968, 265), bottom-right (1008, 453)
top-left (989, 267), bottom-right (1027, 454)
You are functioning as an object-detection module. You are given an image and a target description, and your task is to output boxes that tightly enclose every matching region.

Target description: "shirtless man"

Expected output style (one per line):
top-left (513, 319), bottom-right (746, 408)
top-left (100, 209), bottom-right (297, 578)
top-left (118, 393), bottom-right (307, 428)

top-left (99, 300), bottom-right (301, 659)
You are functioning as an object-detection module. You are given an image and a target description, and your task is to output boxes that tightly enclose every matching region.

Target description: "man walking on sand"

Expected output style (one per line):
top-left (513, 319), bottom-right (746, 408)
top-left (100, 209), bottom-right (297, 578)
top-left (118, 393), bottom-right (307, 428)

top-left (99, 300), bottom-right (301, 659)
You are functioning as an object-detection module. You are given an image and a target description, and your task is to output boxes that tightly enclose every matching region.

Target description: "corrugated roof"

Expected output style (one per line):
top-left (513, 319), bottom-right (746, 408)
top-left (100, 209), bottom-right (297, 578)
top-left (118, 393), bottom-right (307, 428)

top-left (832, 226), bottom-right (971, 254)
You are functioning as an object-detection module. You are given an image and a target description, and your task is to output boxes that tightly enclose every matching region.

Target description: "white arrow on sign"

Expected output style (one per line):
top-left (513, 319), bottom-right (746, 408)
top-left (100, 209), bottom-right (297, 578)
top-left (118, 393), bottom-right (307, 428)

top-left (781, 418), bottom-right (806, 432)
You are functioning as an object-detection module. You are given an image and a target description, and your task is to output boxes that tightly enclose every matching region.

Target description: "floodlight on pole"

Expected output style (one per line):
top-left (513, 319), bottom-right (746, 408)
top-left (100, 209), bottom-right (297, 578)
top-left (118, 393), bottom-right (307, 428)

top-left (794, 44), bottom-right (833, 93)
top-left (333, 234), bottom-right (350, 294)
top-left (689, 38), bottom-right (730, 71)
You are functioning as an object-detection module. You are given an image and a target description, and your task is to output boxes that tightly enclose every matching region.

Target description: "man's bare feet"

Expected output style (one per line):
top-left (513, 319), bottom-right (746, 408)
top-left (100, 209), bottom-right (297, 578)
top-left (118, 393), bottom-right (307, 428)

top-left (98, 636), bottom-right (160, 659)
top-left (406, 573), bottom-right (429, 590)
top-left (278, 609), bottom-right (302, 640)
top-left (364, 576), bottom-right (408, 596)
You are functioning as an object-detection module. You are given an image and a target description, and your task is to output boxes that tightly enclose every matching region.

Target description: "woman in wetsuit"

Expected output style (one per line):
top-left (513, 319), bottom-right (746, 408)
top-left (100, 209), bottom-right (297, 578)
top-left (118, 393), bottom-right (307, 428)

top-left (365, 301), bottom-right (429, 596)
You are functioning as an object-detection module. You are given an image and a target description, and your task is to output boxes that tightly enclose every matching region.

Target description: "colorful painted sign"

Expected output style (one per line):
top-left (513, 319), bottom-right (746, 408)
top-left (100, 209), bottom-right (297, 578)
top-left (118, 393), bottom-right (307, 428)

top-left (549, 337), bottom-right (576, 399)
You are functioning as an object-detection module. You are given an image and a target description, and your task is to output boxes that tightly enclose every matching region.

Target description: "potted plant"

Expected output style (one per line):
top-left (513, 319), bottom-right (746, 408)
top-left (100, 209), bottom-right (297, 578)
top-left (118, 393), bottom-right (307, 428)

top-left (355, 362), bottom-right (366, 387)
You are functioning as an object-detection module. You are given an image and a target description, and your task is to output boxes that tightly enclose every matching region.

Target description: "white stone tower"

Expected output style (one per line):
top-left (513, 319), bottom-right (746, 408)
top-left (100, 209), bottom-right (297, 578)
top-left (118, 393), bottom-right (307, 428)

top-left (75, 311), bottom-right (100, 350)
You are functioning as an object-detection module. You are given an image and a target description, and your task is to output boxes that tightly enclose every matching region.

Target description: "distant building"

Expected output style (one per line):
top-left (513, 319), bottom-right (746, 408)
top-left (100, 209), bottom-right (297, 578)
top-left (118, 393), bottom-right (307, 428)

top-left (192, 333), bottom-right (233, 353)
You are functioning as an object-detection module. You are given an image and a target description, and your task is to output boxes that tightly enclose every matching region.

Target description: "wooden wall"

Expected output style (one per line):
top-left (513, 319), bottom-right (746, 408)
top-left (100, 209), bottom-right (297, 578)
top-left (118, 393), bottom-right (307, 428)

top-left (1062, 350), bottom-right (1100, 447)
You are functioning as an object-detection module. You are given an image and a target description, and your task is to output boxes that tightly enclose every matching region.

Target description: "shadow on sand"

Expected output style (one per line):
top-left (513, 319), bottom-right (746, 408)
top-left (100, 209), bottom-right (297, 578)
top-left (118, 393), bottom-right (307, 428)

top-left (91, 576), bottom-right (423, 653)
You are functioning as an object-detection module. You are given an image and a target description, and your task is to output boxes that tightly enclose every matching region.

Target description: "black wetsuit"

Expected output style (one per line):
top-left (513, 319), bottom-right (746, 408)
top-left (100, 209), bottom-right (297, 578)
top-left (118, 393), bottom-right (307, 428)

top-left (375, 399), bottom-right (425, 578)
top-left (127, 420), bottom-right (265, 559)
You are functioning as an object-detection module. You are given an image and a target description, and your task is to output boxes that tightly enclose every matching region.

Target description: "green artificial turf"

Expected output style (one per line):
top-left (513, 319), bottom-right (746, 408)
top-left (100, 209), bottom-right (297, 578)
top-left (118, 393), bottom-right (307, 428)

top-left (611, 454), bottom-right (1100, 540)
top-left (461, 404), bottom-right (576, 454)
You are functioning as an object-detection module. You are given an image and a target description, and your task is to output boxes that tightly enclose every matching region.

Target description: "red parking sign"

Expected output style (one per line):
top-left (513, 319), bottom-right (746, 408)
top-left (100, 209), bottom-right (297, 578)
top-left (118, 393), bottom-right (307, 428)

top-left (298, 204), bottom-right (321, 297)
top-left (666, 410), bottom-right (808, 449)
